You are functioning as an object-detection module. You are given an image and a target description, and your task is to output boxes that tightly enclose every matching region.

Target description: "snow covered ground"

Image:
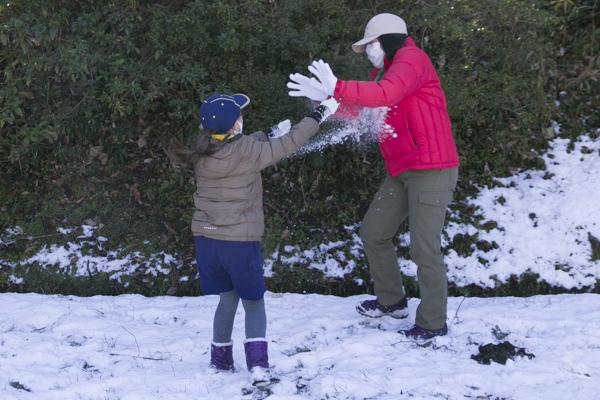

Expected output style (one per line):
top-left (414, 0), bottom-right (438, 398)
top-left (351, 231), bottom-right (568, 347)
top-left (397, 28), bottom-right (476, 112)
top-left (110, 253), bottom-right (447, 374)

top-left (0, 291), bottom-right (599, 399)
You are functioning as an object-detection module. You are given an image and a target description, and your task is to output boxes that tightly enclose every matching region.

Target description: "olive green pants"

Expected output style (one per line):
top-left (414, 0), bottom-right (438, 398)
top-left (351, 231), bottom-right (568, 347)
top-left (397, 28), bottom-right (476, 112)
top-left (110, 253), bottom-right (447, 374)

top-left (359, 168), bottom-right (458, 330)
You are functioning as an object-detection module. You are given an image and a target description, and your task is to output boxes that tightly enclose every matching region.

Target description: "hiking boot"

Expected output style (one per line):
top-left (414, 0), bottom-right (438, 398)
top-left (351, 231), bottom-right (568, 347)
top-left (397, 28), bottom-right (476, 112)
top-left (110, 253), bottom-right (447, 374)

top-left (356, 297), bottom-right (409, 319)
top-left (399, 323), bottom-right (448, 340)
top-left (210, 341), bottom-right (234, 371)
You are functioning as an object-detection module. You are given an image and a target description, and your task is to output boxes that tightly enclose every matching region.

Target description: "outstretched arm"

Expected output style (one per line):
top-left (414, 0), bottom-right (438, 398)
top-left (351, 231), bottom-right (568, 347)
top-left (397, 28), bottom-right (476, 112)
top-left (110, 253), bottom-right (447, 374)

top-left (249, 99), bottom-right (339, 171)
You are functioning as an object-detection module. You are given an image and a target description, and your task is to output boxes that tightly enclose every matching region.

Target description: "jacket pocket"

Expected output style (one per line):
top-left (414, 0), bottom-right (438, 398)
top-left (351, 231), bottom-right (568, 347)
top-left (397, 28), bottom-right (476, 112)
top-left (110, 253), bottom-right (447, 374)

top-left (419, 190), bottom-right (454, 207)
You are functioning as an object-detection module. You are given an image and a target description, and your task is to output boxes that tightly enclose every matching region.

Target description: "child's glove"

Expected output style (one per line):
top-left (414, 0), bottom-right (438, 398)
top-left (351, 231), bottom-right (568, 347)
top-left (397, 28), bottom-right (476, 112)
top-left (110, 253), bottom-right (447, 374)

top-left (308, 98), bottom-right (339, 124)
top-left (264, 120), bottom-right (292, 138)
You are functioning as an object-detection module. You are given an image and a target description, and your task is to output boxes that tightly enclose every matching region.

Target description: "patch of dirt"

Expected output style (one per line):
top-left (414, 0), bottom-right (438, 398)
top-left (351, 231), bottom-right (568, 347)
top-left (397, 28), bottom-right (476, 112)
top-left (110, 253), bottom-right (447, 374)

top-left (471, 341), bottom-right (535, 365)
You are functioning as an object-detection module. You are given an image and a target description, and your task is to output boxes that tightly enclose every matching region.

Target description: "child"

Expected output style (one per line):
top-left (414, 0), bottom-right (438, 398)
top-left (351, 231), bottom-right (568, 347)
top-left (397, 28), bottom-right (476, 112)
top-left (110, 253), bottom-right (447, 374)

top-left (166, 93), bottom-right (338, 382)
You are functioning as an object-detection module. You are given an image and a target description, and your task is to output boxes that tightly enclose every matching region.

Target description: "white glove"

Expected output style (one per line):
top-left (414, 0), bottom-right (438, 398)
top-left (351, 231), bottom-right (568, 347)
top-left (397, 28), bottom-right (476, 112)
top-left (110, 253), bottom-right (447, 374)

top-left (307, 98), bottom-right (339, 124)
top-left (287, 73), bottom-right (329, 101)
top-left (307, 59), bottom-right (337, 97)
top-left (267, 119), bottom-right (292, 138)
top-left (320, 97), bottom-right (339, 116)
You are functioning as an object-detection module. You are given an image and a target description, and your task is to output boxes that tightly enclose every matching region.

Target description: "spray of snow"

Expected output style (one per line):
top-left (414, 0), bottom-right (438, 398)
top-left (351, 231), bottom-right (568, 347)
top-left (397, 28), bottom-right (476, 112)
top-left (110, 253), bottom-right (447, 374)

top-left (294, 105), bottom-right (389, 155)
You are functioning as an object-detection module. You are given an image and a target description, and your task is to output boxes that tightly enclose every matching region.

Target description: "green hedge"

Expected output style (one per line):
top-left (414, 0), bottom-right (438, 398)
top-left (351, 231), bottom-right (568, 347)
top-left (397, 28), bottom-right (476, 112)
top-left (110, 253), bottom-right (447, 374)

top-left (1, 0), bottom-right (560, 172)
top-left (1, 0), bottom-right (598, 297)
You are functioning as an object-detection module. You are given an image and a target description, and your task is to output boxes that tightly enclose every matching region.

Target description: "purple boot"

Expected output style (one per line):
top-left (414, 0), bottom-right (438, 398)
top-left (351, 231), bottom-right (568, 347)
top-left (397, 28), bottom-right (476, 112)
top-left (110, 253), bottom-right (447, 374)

top-left (243, 338), bottom-right (269, 370)
top-left (210, 341), bottom-right (234, 371)
top-left (244, 338), bottom-right (272, 385)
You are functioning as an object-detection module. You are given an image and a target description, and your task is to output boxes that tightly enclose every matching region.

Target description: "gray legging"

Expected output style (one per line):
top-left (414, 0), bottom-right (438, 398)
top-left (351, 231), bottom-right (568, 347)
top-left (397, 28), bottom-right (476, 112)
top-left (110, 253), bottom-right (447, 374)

top-left (213, 289), bottom-right (266, 343)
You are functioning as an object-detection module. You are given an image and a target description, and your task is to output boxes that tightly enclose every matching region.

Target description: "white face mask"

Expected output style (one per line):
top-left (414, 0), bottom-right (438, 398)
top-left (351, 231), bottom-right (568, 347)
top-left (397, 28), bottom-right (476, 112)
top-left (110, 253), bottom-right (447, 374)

top-left (366, 41), bottom-right (385, 68)
top-left (233, 119), bottom-right (243, 135)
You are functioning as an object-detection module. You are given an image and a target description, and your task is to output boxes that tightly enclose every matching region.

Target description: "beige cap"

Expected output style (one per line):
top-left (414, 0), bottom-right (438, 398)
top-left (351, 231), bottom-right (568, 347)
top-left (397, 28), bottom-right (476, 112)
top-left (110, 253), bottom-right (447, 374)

top-left (352, 13), bottom-right (408, 53)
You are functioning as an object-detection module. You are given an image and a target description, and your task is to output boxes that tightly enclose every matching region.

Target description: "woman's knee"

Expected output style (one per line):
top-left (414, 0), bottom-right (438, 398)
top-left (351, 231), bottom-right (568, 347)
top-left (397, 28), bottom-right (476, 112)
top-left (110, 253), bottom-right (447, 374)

top-left (359, 217), bottom-right (383, 244)
top-left (409, 233), bottom-right (444, 266)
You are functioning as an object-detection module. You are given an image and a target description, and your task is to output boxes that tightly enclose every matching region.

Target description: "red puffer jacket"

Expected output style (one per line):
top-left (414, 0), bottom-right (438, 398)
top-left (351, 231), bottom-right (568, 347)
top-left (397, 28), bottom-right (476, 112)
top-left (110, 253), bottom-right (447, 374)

top-left (334, 37), bottom-right (459, 177)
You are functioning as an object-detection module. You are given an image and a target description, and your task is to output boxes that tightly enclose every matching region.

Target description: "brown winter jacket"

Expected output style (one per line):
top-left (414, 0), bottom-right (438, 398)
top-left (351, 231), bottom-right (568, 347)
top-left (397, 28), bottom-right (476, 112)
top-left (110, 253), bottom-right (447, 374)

top-left (191, 117), bottom-right (319, 241)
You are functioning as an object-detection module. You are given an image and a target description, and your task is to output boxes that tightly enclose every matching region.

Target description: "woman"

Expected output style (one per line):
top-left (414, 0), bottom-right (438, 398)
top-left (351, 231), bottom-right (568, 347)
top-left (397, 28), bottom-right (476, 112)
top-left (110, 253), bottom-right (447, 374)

top-left (166, 93), bottom-right (338, 381)
top-left (288, 13), bottom-right (459, 340)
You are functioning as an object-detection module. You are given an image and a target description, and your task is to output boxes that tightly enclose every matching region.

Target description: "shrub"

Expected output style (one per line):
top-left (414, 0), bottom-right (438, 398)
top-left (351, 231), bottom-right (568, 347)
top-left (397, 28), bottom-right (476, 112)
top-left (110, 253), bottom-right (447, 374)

top-left (2, 0), bottom-right (592, 297)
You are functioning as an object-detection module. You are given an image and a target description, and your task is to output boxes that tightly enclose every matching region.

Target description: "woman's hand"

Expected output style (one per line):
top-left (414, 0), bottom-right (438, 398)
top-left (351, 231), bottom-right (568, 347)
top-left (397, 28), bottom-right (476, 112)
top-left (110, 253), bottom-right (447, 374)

top-left (308, 60), bottom-right (338, 97)
top-left (287, 73), bottom-right (329, 101)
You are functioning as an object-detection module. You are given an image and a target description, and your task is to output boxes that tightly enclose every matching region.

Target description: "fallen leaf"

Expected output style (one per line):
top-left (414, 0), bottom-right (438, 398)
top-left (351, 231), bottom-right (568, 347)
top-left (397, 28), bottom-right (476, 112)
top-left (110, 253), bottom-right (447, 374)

top-left (166, 287), bottom-right (177, 296)
top-left (89, 145), bottom-right (103, 158)
top-left (542, 126), bottom-right (555, 139)
top-left (163, 222), bottom-right (177, 235)
top-left (133, 187), bottom-right (143, 204)
top-left (484, 162), bottom-right (492, 176)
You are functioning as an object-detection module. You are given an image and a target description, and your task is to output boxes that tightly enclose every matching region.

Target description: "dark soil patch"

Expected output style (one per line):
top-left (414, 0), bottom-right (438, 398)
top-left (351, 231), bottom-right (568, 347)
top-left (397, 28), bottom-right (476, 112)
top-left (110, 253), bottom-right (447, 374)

top-left (471, 341), bottom-right (535, 365)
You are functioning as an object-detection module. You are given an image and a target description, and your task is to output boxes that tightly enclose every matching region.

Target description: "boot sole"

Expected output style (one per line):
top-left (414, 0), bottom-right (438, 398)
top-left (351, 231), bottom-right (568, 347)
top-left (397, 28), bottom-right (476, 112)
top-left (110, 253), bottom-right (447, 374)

top-left (356, 306), bottom-right (409, 319)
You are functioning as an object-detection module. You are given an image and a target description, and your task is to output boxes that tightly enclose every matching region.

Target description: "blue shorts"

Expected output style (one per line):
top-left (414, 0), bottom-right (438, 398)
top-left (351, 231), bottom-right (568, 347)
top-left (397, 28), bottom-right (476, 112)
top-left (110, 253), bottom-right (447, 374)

top-left (194, 236), bottom-right (266, 301)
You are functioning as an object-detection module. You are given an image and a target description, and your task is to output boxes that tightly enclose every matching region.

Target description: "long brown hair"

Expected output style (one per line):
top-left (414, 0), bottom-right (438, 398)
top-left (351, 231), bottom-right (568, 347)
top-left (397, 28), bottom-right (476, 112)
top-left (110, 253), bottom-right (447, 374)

top-left (165, 130), bottom-right (225, 167)
top-left (166, 111), bottom-right (241, 167)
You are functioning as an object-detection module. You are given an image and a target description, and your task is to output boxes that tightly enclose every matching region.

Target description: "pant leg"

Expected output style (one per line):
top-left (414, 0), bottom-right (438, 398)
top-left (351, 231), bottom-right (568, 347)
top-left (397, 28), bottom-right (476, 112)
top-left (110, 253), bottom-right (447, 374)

top-left (359, 174), bottom-right (410, 306)
top-left (213, 289), bottom-right (240, 343)
top-left (241, 297), bottom-right (267, 339)
top-left (404, 168), bottom-right (458, 330)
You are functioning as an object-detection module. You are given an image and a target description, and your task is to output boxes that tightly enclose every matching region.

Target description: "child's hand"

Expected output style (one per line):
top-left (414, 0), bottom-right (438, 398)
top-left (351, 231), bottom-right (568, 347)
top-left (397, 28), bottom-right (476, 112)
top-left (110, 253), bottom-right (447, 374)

top-left (265, 120), bottom-right (292, 138)
top-left (320, 98), bottom-right (339, 115)
top-left (308, 98), bottom-right (339, 124)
